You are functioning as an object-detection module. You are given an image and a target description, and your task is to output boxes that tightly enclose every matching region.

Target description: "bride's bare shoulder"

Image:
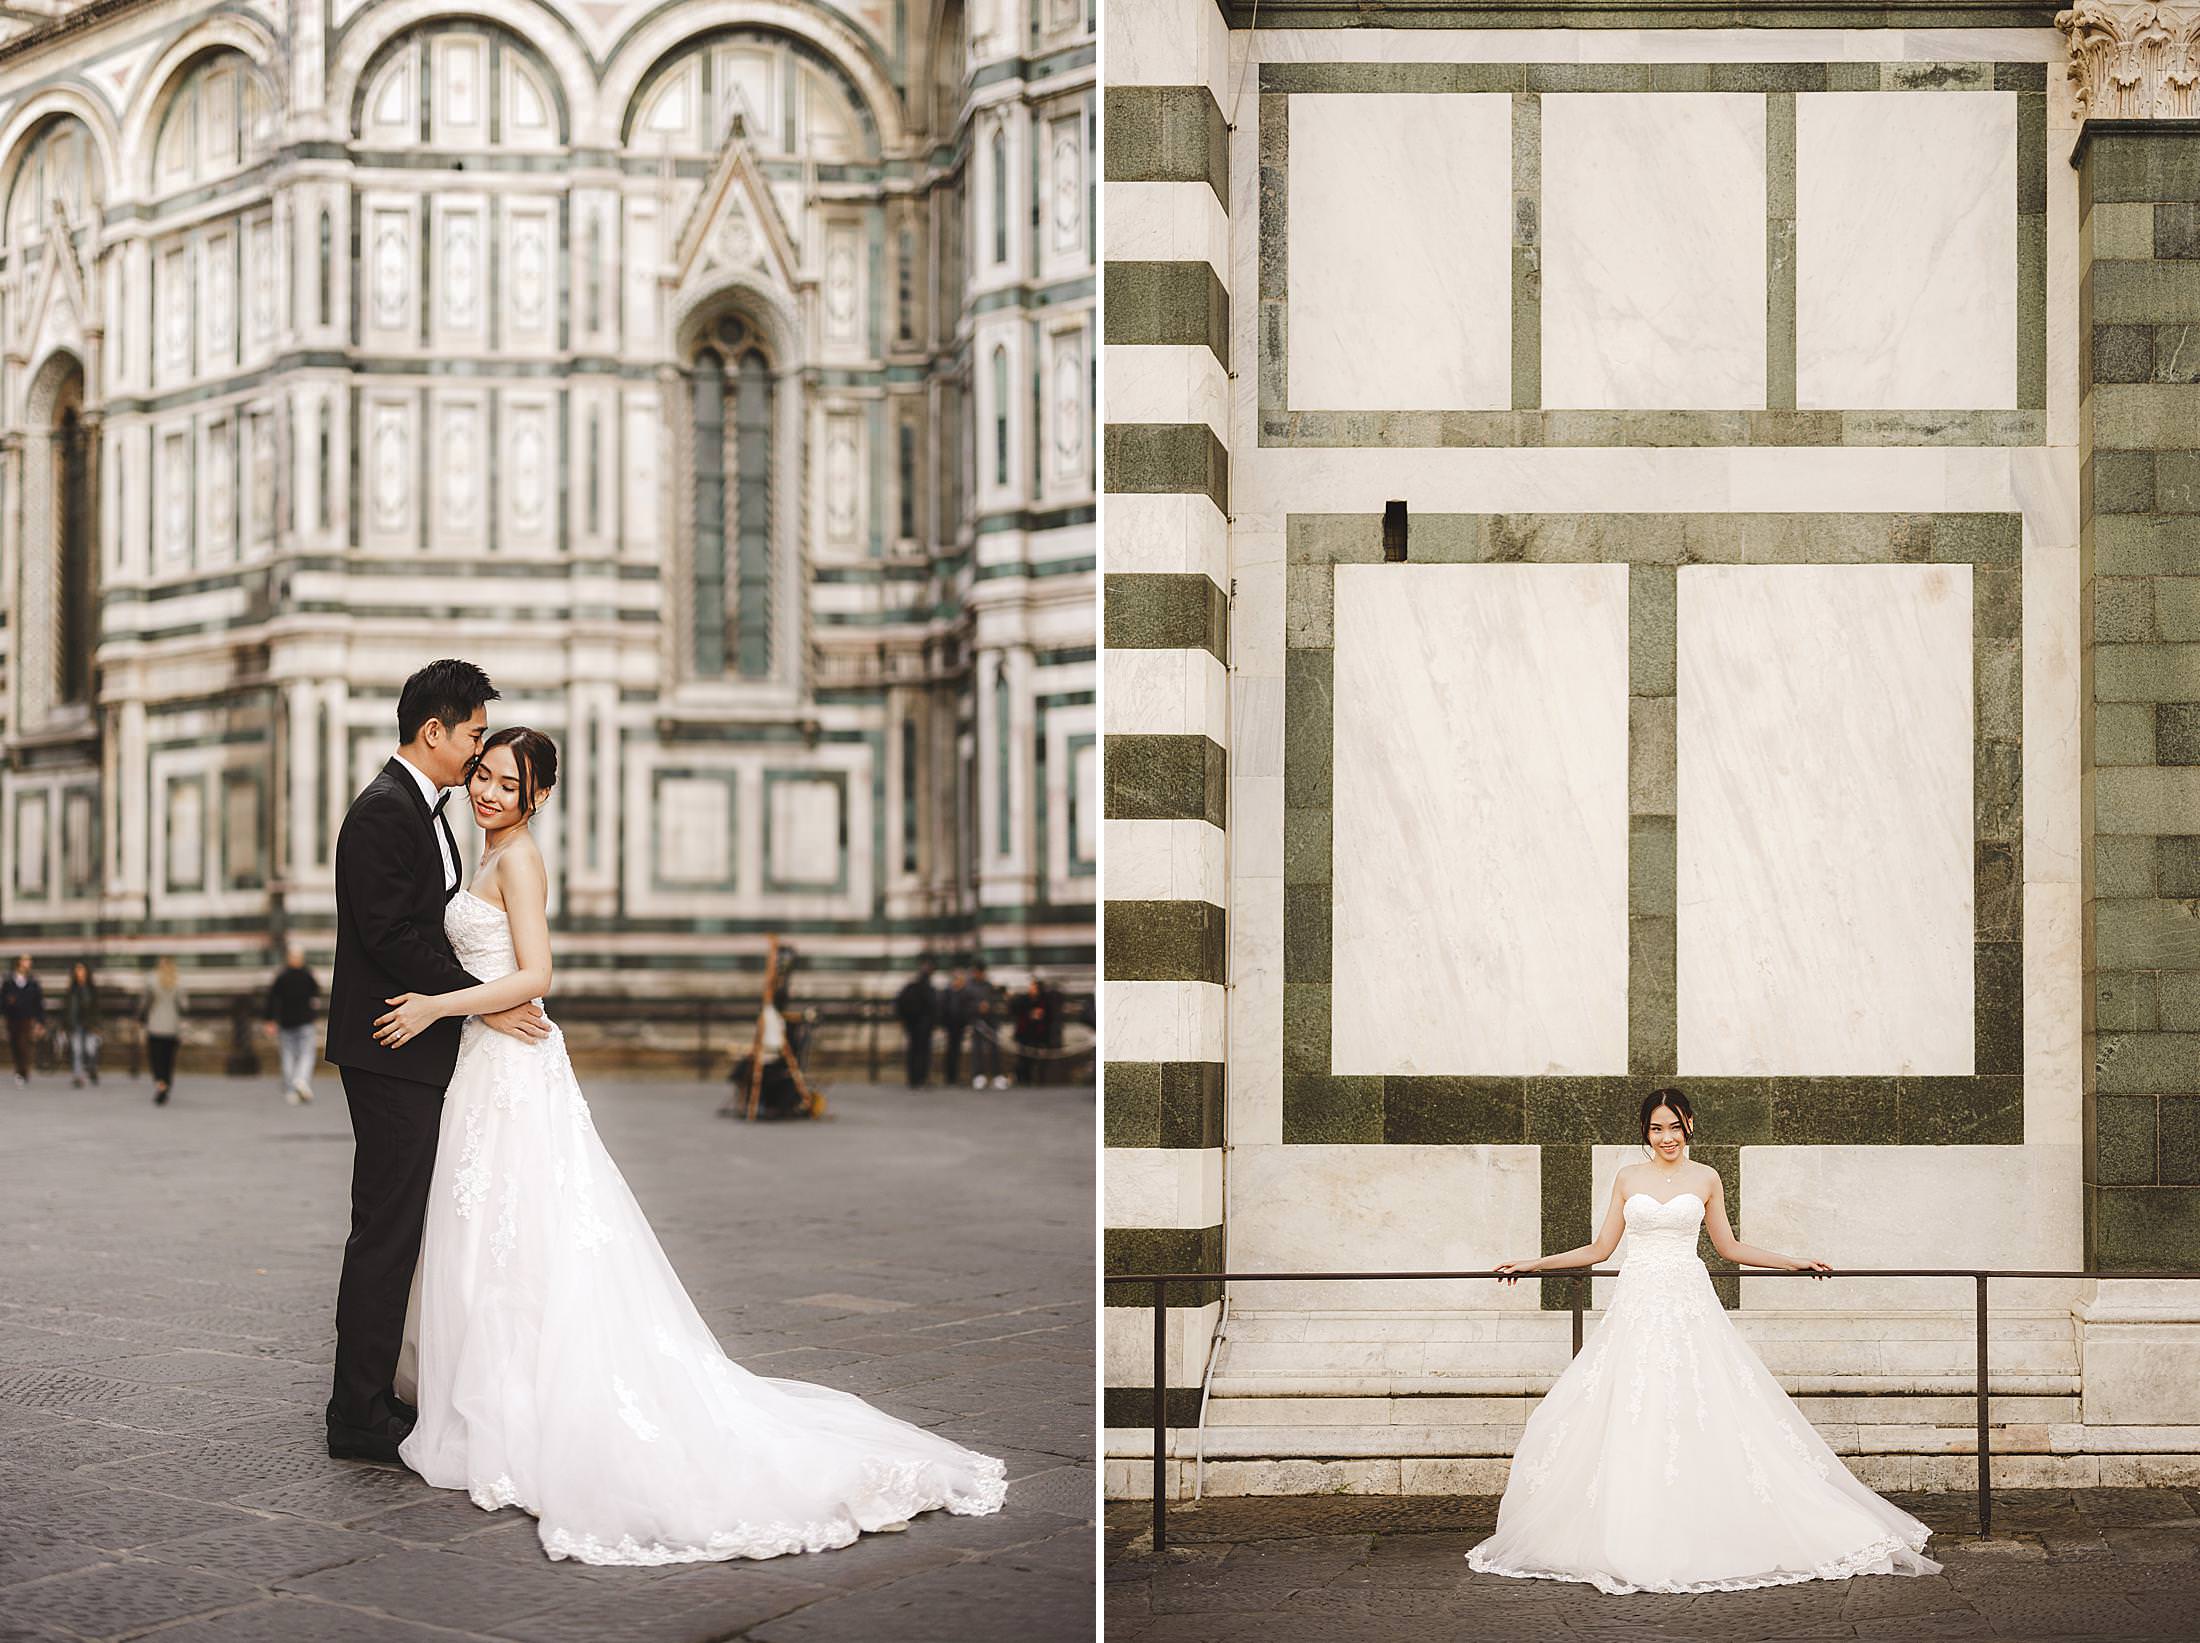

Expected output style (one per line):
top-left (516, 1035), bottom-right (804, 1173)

top-left (1691, 1162), bottom-right (1722, 1194)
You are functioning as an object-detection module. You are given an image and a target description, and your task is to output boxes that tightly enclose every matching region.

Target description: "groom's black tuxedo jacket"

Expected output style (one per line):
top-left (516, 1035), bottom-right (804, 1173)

top-left (325, 757), bottom-right (482, 1086)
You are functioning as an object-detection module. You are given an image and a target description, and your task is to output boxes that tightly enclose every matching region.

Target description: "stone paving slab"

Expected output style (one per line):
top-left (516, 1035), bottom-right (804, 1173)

top-left (1, 1075), bottom-right (1095, 1640)
top-left (1104, 1490), bottom-right (2200, 1640)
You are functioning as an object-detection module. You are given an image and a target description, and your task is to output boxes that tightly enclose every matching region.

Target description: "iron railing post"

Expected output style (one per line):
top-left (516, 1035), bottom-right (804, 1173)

top-left (1977, 1271), bottom-right (1991, 1537)
top-left (1153, 1275), bottom-right (1168, 1556)
top-left (1570, 1275), bottom-right (1583, 1358)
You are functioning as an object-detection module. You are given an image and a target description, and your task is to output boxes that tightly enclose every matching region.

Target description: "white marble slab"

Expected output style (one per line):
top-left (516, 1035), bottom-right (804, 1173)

top-left (1106, 1147), bottom-right (1226, 1229)
top-left (1104, 646), bottom-right (1228, 740)
top-left (1331, 564), bottom-right (1630, 1076)
top-left (1103, 180), bottom-right (1230, 279)
top-left (1541, 93), bottom-right (1766, 410)
top-left (1227, 1142), bottom-right (1544, 1311)
top-left (1103, 343), bottom-right (1229, 440)
top-left (1286, 93), bottom-right (1512, 412)
top-left (1796, 91), bottom-right (2017, 410)
top-left (1105, 0), bottom-right (1229, 86)
top-left (1105, 979), bottom-right (1226, 1063)
top-left (1104, 491), bottom-right (1227, 581)
top-left (1676, 565), bottom-right (1974, 1076)
top-left (1105, 818), bottom-right (1228, 905)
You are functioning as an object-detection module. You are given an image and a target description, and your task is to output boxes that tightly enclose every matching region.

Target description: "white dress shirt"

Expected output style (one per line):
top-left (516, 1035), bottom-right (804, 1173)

top-left (394, 751), bottom-right (459, 893)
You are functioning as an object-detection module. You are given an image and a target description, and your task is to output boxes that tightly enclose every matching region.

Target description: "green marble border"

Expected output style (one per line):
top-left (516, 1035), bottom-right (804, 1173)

top-left (1106, 1060), bottom-right (1228, 1148)
top-left (1281, 511), bottom-right (2027, 1307)
top-left (1105, 262), bottom-right (1230, 369)
top-left (1104, 733), bottom-right (1229, 828)
top-left (1103, 85), bottom-right (1229, 208)
top-left (1225, 5), bottom-right (2061, 29)
top-left (1257, 71), bottom-right (2050, 445)
top-left (1104, 423), bottom-right (1230, 515)
top-left (1104, 571), bottom-right (1231, 661)
top-left (1105, 1225), bottom-right (1225, 1309)
top-left (1106, 899), bottom-right (1228, 984)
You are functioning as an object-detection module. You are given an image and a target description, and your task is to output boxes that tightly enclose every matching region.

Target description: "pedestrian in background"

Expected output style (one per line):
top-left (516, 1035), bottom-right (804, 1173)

top-left (3, 955), bottom-right (45, 1086)
top-left (894, 961), bottom-right (937, 1088)
top-left (1012, 979), bottom-right (1053, 1087)
top-left (263, 944), bottom-right (321, 1105)
top-left (941, 968), bottom-right (972, 1088)
top-left (966, 962), bottom-right (1008, 1090)
top-left (62, 962), bottom-right (101, 1087)
top-left (143, 957), bottom-right (185, 1106)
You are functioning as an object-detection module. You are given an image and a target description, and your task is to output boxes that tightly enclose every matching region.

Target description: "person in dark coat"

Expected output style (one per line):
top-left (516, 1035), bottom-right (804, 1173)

top-left (62, 962), bottom-right (100, 1087)
top-left (264, 944), bottom-right (323, 1105)
top-left (1012, 979), bottom-right (1053, 1087)
top-left (964, 962), bottom-right (1005, 1089)
top-left (3, 955), bottom-right (46, 1085)
top-left (894, 962), bottom-right (937, 1088)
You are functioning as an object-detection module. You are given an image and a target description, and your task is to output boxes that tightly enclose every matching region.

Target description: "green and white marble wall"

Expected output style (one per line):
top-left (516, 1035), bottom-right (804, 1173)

top-left (1096, 4), bottom-right (2200, 1499)
top-left (2067, 6), bottom-right (2200, 1432)
top-left (1099, 0), bottom-right (1235, 1469)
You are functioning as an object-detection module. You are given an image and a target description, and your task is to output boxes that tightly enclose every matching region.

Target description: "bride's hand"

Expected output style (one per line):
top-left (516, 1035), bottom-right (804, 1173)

top-left (373, 993), bottom-right (442, 1048)
top-left (1794, 1257), bottom-right (1833, 1280)
top-left (1493, 1260), bottom-right (1536, 1287)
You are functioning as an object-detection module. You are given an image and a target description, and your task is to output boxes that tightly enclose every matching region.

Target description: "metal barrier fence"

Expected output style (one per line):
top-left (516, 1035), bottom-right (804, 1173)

top-left (1105, 1266), bottom-right (2200, 1555)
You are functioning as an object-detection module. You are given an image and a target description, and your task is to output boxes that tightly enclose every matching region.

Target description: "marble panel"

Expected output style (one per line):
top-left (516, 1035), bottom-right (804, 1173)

top-left (1104, 344), bottom-right (1230, 440)
top-left (1105, 818), bottom-right (1229, 905)
top-left (1104, 491), bottom-right (1229, 581)
top-left (1796, 91), bottom-right (2017, 410)
top-left (1286, 93), bottom-right (1513, 412)
top-left (1106, 979), bottom-right (1227, 1063)
top-left (1105, 0), bottom-right (1230, 87)
top-left (1332, 564), bottom-right (1630, 1076)
top-left (1106, 1147), bottom-right (1226, 1228)
top-left (1103, 180), bottom-right (1231, 277)
top-left (1676, 565), bottom-right (1974, 1076)
top-left (1542, 93), bottom-right (1767, 410)
top-left (1104, 647), bottom-right (1229, 740)
top-left (767, 777), bottom-right (842, 888)
top-left (1227, 1142), bottom-right (1543, 1311)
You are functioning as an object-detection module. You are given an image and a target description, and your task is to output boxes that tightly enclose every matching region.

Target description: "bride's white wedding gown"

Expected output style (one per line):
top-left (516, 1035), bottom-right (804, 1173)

top-left (396, 888), bottom-right (1009, 1564)
top-left (1465, 1190), bottom-right (1942, 1595)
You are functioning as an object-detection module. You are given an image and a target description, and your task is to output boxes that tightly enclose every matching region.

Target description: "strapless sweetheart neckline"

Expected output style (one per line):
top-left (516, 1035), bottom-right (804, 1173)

top-left (1626, 1189), bottom-right (1705, 1210)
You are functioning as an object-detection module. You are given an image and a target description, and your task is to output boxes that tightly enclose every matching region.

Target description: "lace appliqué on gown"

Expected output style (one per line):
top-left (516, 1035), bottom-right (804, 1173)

top-left (1464, 1190), bottom-right (1942, 1596)
top-left (398, 888), bottom-right (1010, 1566)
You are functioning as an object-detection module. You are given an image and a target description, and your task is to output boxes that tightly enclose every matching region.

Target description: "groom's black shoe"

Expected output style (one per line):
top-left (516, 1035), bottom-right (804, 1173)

top-left (326, 1419), bottom-right (406, 1465)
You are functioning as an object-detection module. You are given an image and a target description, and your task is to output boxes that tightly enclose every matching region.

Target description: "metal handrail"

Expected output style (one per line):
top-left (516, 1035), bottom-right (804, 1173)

top-left (1106, 1266), bottom-right (2200, 1556)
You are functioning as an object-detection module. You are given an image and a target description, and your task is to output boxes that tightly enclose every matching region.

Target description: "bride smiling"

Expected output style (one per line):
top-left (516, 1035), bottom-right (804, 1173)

top-left (369, 726), bottom-right (1007, 1564)
top-left (1467, 1087), bottom-right (1941, 1595)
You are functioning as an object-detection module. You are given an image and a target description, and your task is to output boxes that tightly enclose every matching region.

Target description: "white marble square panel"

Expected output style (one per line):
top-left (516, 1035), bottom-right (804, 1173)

top-left (1286, 93), bottom-right (1512, 412)
top-left (1795, 91), bottom-right (2017, 410)
top-left (1677, 565), bottom-right (1974, 1076)
top-left (1332, 564), bottom-right (1630, 1075)
top-left (1228, 1142), bottom-right (1544, 1312)
top-left (1542, 93), bottom-right (1767, 410)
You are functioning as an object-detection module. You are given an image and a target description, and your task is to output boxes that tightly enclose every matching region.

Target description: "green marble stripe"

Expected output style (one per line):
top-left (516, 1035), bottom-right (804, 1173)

top-left (1222, 3), bottom-right (2061, 25)
top-left (1104, 1225), bottom-right (1224, 1308)
top-left (1766, 92), bottom-right (1798, 412)
top-left (1104, 1386), bottom-right (1207, 1428)
top-left (1104, 423), bottom-right (1230, 514)
top-left (1106, 899), bottom-right (1228, 984)
top-left (1276, 1073), bottom-right (2025, 1147)
top-left (1106, 1060), bottom-right (1227, 1148)
top-left (1698, 1146), bottom-right (1744, 1309)
top-left (1284, 512), bottom-right (2020, 566)
top-left (1512, 92), bottom-right (1542, 411)
top-left (1105, 571), bottom-right (1229, 661)
top-left (1255, 61), bottom-right (2029, 92)
top-left (2019, 92), bottom-right (2048, 410)
top-left (1104, 734), bottom-right (1227, 828)
top-left (1260, 408), bottom-right (2045, 450)
top-left (1258, 93), bottom-right (1290, 437)
top-left (1104, 261), bottom-right (1230, 367)
top-left (1104, 86), bottom-right (1229, 207)
top-left (1539, 1143), bottom-right (1590, 1311)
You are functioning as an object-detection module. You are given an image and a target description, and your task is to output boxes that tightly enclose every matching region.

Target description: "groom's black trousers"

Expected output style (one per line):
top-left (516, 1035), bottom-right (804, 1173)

top-left (328, 1065), bottom-right (441, 1437)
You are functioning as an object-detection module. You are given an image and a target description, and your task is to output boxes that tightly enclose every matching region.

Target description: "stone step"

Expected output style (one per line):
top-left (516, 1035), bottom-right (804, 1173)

top-left (1203, 1392), bottom-right (2083, 1427)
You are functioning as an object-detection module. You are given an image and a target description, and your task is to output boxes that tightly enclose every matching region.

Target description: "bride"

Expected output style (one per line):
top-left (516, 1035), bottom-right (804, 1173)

top-left (367, 727), bottom-right (1008, 1564)
top-left (1469, 1087), bottom-right (1942, 1595)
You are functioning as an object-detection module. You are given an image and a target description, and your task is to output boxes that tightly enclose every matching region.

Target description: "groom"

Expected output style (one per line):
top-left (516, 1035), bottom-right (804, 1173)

top-left (323, 659), bottom-right (549, 1463)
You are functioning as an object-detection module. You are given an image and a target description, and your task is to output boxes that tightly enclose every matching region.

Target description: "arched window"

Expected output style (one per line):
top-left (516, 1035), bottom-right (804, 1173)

top-left (53, 364), bottom-right (94, 708)
top-left (318, 209), bottom-right (333, 327)
top-left (990, 126), bottom-right (1008, 266)
top-left (901, 716), bottom-right (920, 873)
top-left (731, 349), bottom-right (774, 677)
top-left (899, 421), bottom-right (918, 541)
top-left (690, 346), bottom-right (728, 676)
top-left (991, 346), bottom-right (1009, 488)
top-left (994, 660), bottom-right (1012, 856)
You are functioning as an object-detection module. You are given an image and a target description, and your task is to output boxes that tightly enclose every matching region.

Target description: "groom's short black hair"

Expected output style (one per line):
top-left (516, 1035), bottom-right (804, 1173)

top-left (397, 659), bottom-right (499, 745)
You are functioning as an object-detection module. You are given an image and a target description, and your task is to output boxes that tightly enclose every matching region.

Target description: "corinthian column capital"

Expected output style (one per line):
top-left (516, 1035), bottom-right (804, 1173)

top-left (2056, 1), bottom-right (2200, 118)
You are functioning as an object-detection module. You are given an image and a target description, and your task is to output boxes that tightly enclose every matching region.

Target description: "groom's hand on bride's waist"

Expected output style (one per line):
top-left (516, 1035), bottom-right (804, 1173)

top-left (481, 1002), bottom-right (551, 1041)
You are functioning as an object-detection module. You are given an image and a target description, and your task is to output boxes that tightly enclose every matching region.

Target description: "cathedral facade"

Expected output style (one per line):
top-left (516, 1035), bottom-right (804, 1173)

top-left (0, 0), bottom-right (1096, 1032)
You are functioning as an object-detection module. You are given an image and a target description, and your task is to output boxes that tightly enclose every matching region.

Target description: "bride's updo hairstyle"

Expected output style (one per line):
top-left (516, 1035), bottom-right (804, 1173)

top-left (464, 726), bottom-right (558, 820)
top-left (1639, 1086), bottom-right (1695, 1154)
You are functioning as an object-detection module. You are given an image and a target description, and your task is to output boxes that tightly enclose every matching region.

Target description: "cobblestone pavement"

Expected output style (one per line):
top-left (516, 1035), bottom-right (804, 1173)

top-left (1104, 1490), bottom-right (2200, 1640)
top-left (0, 1072), bottom-right (1095, 1642)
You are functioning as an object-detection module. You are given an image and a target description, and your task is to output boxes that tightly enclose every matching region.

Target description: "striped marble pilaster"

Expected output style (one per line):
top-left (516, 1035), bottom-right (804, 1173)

top-left (1101, 0), bottom-right (1235, 1491)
